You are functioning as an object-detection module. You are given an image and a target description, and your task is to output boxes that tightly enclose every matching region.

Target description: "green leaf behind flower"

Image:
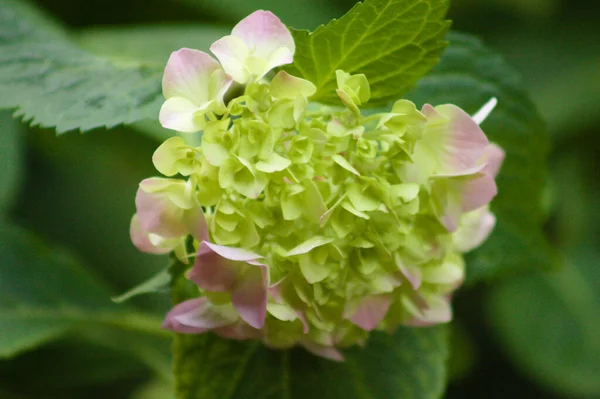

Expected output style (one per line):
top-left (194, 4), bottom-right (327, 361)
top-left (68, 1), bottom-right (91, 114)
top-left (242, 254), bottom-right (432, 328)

top-left (286, 0), bottom-right (451, 106)
top-left (0, 0), bottom-right (163, 133)
top-left (407, 32), bottom-right (555, 282)
top-left (0, 224), bottom-right (169, 358)
top-left (174, 326), bottom-right (448, 399)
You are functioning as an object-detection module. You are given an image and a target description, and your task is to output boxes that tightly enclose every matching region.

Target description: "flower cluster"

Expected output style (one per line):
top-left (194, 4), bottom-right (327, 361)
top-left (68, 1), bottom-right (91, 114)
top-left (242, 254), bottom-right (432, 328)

top-left (130, 10), bottom-right (504, 360)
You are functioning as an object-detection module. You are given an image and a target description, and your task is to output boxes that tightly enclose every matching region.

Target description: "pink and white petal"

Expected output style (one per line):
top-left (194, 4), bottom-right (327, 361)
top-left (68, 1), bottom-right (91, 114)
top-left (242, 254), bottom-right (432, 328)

top-left (232, 264), bottom-right (268, 329)
top-left (135, 187), bottom-right (188, 238)
top-left (441, 191), bottom-right (464, 233)
top-left (424, 104), bottom-right (489, 175)
top-left (182, 201), bottom-right (209, 242)
top-left (129, 215), bottom-right (171, 255)
top-left (232, 10), bottom-right (295, 60)
top-left (203, 241), bottom-right (263, 261)
top-left (349, 295), bottom-right (392, 331)
top-left (210, 69), bottom-right (234, 104)
top-left (454, 207), bottom-right (496, 252)
top-left (302, 341), bottom-right (345, 362)
top-left (159, 97), bottom-right (202, 133)
top-left (162, 48), bottom-right (220, 104)
top-left (403, 295), bottom-right (452, 327)
top-left (188, 241), bottom-right (239, 291)
top-left (459, 173), bottom-right (498, 212)
top-left (265, 47), bottom-right (295, 74)
top-left (174, 300), bottom-right (239, 329)
top-left (481, 143), bottom-right (505, 177)
top-left (210, 35), bottom-right (251, 84)
top-left (162, 298), bottom-right (210, 333)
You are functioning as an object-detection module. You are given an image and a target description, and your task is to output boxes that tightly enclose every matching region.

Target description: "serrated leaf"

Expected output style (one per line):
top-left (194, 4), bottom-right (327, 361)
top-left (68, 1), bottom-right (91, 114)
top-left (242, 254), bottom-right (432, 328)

top-left (0, 0), bottom-right (163, 133)
top-left (174, 326), bottom-right (448, 399)
top-left (407, 32), bottom-right (554, 282)
top-left (0, 224), bottom-right (167, 358)
top-left (285, 0), bottom-right (450, 106)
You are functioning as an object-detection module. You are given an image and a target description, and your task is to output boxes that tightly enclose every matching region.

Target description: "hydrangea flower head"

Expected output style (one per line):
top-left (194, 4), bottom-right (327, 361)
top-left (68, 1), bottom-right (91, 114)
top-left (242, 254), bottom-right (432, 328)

top-left (132, 11), bottom-right (505, 361)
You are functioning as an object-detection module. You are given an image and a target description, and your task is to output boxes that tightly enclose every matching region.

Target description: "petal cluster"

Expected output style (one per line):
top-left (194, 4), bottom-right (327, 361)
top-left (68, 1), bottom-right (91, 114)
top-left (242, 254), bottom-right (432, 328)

top-left (132, 11), bottom-right (505, 361)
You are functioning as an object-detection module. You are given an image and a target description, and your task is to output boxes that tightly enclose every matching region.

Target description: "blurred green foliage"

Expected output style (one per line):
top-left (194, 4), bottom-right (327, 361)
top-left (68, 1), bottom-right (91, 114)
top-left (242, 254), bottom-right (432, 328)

top-left (0, 0), bottom-right (597, 398)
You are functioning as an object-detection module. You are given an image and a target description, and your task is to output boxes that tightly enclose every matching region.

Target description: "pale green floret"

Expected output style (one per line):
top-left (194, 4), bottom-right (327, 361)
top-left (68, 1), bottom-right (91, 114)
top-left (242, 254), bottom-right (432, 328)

top-left (143, 66), bottom-right (499, 353)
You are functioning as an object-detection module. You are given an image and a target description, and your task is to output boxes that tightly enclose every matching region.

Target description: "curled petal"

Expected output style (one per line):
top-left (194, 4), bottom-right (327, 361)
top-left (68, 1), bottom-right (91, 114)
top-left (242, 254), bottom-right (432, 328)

top-left (162, 297), bottom-right (238, 334)
top-left (135, 179), bottom-right (207, 240)
top-left (129, 215), bottom-right (171, 255)
top-left (135, 187), bottom-right (188, 238)
top-left (422, 104), bottom-right (489, 176)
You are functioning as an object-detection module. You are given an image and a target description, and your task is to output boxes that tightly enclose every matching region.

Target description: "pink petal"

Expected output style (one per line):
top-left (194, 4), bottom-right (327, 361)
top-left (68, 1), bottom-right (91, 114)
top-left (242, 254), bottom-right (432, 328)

top-left (162, 49), bottom-right (222, 104)
top-left (129, 215), bottom-right (171, 255)
top-left (210, 36), bottom-right (252, 84)
top-left (302, 341), bottom-right (345, 362)
top-left (135, 187), bottom-right (188, 238)
top-left (188, 241), bottom-right (238, 291)
top-left (459, 173), bottom-right (498, 212)
top-left (481, 143), bottom-right (505, 177)
top-left (422, 104), bottom-right (489, 176)
top-left (162, 298), bottom-right (238, 334)
top-left (349, 295), bottom-right (392, 331)
top-left (232, 10), bottom-right (295, 63)
top-left (232, 264), bottom-right (268, 329)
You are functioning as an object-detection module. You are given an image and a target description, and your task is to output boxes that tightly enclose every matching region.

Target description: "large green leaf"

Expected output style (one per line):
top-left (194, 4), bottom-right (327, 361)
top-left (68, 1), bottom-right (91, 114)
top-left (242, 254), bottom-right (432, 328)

top-left (0, 224), bottom-right (168, 358)
top-left (286, 0), bottom-right (450, 106)
top-left (174, 327), bottom-right (448, 399)
top-left (0, 0), bottom-right (163, 133)
top-left (0, 111), bottom-right (23, 215)
top-left (407, 32), bottom-right (554, 282)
